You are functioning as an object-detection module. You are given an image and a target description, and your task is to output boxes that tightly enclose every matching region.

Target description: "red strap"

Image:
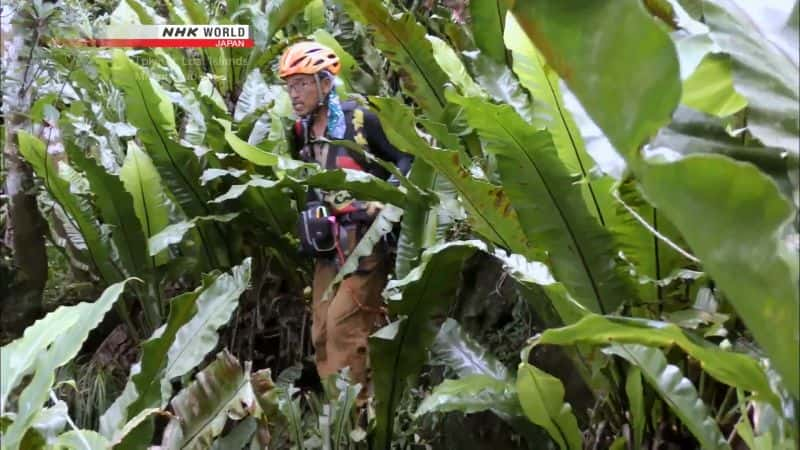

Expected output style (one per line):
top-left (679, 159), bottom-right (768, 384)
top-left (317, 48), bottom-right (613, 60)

top-left (328, 216), bottom-right (346, 265)
top-left (294, 121), bottom-right (303, 141)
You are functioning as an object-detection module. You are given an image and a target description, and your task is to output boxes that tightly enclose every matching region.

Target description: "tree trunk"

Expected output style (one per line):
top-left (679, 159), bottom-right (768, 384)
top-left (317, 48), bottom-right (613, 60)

top-left (1, 1), bottom-right (48, 338)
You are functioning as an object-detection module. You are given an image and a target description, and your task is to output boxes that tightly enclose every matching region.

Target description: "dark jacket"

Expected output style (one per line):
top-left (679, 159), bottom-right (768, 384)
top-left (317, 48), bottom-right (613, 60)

top-left (289, 101), bottom-right (413, 181)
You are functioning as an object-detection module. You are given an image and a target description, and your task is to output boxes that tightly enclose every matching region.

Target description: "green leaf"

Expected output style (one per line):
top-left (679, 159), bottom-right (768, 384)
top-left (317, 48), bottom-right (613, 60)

top-left (650, 106), bottom-right (795, 174)
top-left (209, 176), bottom-right (297, 235)
top-left (703, 0), bottom-right (799, 152)
top-left (469, 0), bottom-right (509, 65)
top-left (101, 259), bottom-right (252, 445)
top-left (62, 139), bottom-right (148, 278)
top-left (638, 155), bottom-right (799, 398)
top-left (180, 0), bottom-right (208, 24)
top-left (516, 362), bottom-right (582, 450)
top-left (611, 179), bottom-right (689, 302)
top-left (625, 366), bottom-right (645, 450)
top-left (415, 375), bottom-right (519, 418)
top-left (161, 350), bottom-right (251, 450)
top-left (537, 313), bottom-right (779, 406)
top-left (462, 51), bottom-right (535, 124)
top-left (311, 29), bottom-right (359, 91)
top-left (450, 93), bottom-right (636, 314)
top-left (16, 131), bottom-right (121, 283)
top-left (431, 319), bottom-right (509, 381)
top-left (215, 117), bottom-right (279, 166)
top-left (210, 416), bottom-right (256, 450)
top-left (681, 53), bottom-right (747, 117)
top-left (304, 0), bottom-right (325, 31)
top-left (111, 50), bottom-right (229, 268)
top-left (304, 168), bottom-right (408, 207)
top-left (394, 158), bottom-right (437, 279)
top-left (165, 258), bottom-right (251, 380)
top-left (148, 213), bottom-right (239, 256)
top-left (124, 0), bottom-right (161, 25)
top-left (511, 0), bottom-right (681, 157)
top-left (52, 430), bottom-right (111, 449)
top-left (119, 141), bottom-right (171, 267)
top-left (603, 344), bottom-right (730, 450)
top-left (370, 97), bottom-right (531, 256)
top-left (504, 15), bottom-right (614, 225)
top-left (370, 241), bottom-right (486, 449)
top-left (321, 204), bottom-right (403, 302)
top-left (1, 281), bottom-right (131, 450)
top-left (100, 290), bottom-right (196, 441)
top-left (265, 0), bottom-right (313, 45)
top-left (339, 0), bottom-right (449, 121)
top-left (427, 35), bottom-right (485, 98)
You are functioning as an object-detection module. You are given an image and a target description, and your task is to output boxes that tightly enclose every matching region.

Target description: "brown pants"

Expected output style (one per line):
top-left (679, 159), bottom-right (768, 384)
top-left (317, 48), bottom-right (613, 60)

top-left (311, 228), bottom-right (390, 395)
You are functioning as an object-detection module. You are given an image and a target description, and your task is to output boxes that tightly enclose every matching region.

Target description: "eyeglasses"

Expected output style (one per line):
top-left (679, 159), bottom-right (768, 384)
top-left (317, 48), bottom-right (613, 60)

top-left (285, 78), bottom-right (315, 94)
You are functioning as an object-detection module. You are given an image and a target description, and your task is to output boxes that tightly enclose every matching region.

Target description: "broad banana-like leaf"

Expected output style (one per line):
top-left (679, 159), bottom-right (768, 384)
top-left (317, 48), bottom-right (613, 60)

top-left (462, 51), bottom-right (534, 124)
top-left (233, 70), bottom-right (277, 123)
top-left (612, 179), bottom-right (689, 302)
top-left (329, 374), bottom-right (361, 450)
top-left (703, 0), bottom-right (798, 152)
top-left (394, 158), bottom-right (437, 279)
top-left (511, 0), bottom-right (681, 158)
top-left (469, 0), bottom-right (509, 65)
top-left (516, 362), bottom-right (582, 450)
top-left (52, 430), bottom-right (111, 449)
top-left (63, 139), bottom-right (148, 278)
top-left (100, 259), bottom-right (252, 446)
top-left (431, 319), bottom-right (509, 381)
top-left (450, 93), bottom-right (636, 314)
top-left (165, 258), bottom-right (252, 380)
top-left (119, 141), bottom-right (171, 267)
top-left (16, 131), bottom-right (122, 283)
top-left (625, 366), bottom-right (645, 450)
top-left (504, 16), bottom-right (614, 225)
top-left (111, 50), bottom-right (229, 268)
top-left (536, 313), bottom-right (779, 407)
top-left (511, 0), bottom-right (800, 398)
top-left (603, 344), bottom-right (730, 450)
top-left (370, 240), bottom-right (487, 449)
top-left (243, 0), bottom-right (313, 74)
top-left (1, 281), bottom-right (130, 450)
top-left (638, 155), bottom-right (799, 398)
top-left (148, 213), bottom-right (239, 256)
top-left (124, 0), bottom-right (161, 24)
top-left (304, 169), bottom-right (408, 208)
top-left (415, 375), bottom-right (519, 418)
top-left (650, 106), bottom-right (796, 175)
top-left (681, 53), bottom-right (747, 117)
top-left (161, 350), bottom-right (251, 450)
top-left (210, 416), bottom-right (256, 450)
top-left (210, 176), bottom-right (297, 235)
top-left (215, 117), bottom-right (280, 166)
top-left (311, 29), bottom-right (359, 92)
top-left (338, 0), bottom-right (449, 121)
top-left (321, 204), bottom-right (403, 301)
top-left (427, 35), bottom-right (485, 98)
top-left (370, 97), bottom-right (532, 257)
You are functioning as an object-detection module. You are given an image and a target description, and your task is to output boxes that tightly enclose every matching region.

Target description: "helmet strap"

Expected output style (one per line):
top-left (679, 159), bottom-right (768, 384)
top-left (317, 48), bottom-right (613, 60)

top-left (314, 73), bottom-right (326, 107)
top-left (303, 73), bottom-right (329, 126)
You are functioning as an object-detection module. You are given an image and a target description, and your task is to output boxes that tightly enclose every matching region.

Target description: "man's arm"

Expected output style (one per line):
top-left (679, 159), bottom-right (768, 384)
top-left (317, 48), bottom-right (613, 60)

top-left (362, 109), bottom-right (413, 184)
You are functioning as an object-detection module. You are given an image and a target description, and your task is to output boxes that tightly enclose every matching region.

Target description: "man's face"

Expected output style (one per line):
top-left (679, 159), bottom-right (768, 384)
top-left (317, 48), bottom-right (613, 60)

top-left (285, 74), bottom-right (330, 117)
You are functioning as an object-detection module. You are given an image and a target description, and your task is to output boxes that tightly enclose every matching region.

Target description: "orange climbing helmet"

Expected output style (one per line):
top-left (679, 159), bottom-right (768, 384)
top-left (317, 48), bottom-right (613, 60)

top-left (279, 41), bottom-right (341, 79)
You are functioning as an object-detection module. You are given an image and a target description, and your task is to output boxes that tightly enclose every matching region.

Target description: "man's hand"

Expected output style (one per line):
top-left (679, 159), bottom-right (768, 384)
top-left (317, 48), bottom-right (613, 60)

top-left (365, 201), bottom-right (384, 217)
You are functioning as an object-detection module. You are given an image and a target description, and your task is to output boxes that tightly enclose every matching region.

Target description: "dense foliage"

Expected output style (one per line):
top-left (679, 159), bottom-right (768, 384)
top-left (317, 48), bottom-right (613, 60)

top-left (1, 0), bottom-right (797, 449)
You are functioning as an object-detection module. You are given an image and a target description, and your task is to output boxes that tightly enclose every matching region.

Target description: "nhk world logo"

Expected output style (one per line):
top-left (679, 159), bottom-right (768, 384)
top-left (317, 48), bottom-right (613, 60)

top-left (55, 25), bottom-right (252, 48)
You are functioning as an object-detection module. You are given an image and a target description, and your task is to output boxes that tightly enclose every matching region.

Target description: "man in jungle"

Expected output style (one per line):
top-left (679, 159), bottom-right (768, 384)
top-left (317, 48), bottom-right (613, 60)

top-left (279, 41), bottom-right (412, 402)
